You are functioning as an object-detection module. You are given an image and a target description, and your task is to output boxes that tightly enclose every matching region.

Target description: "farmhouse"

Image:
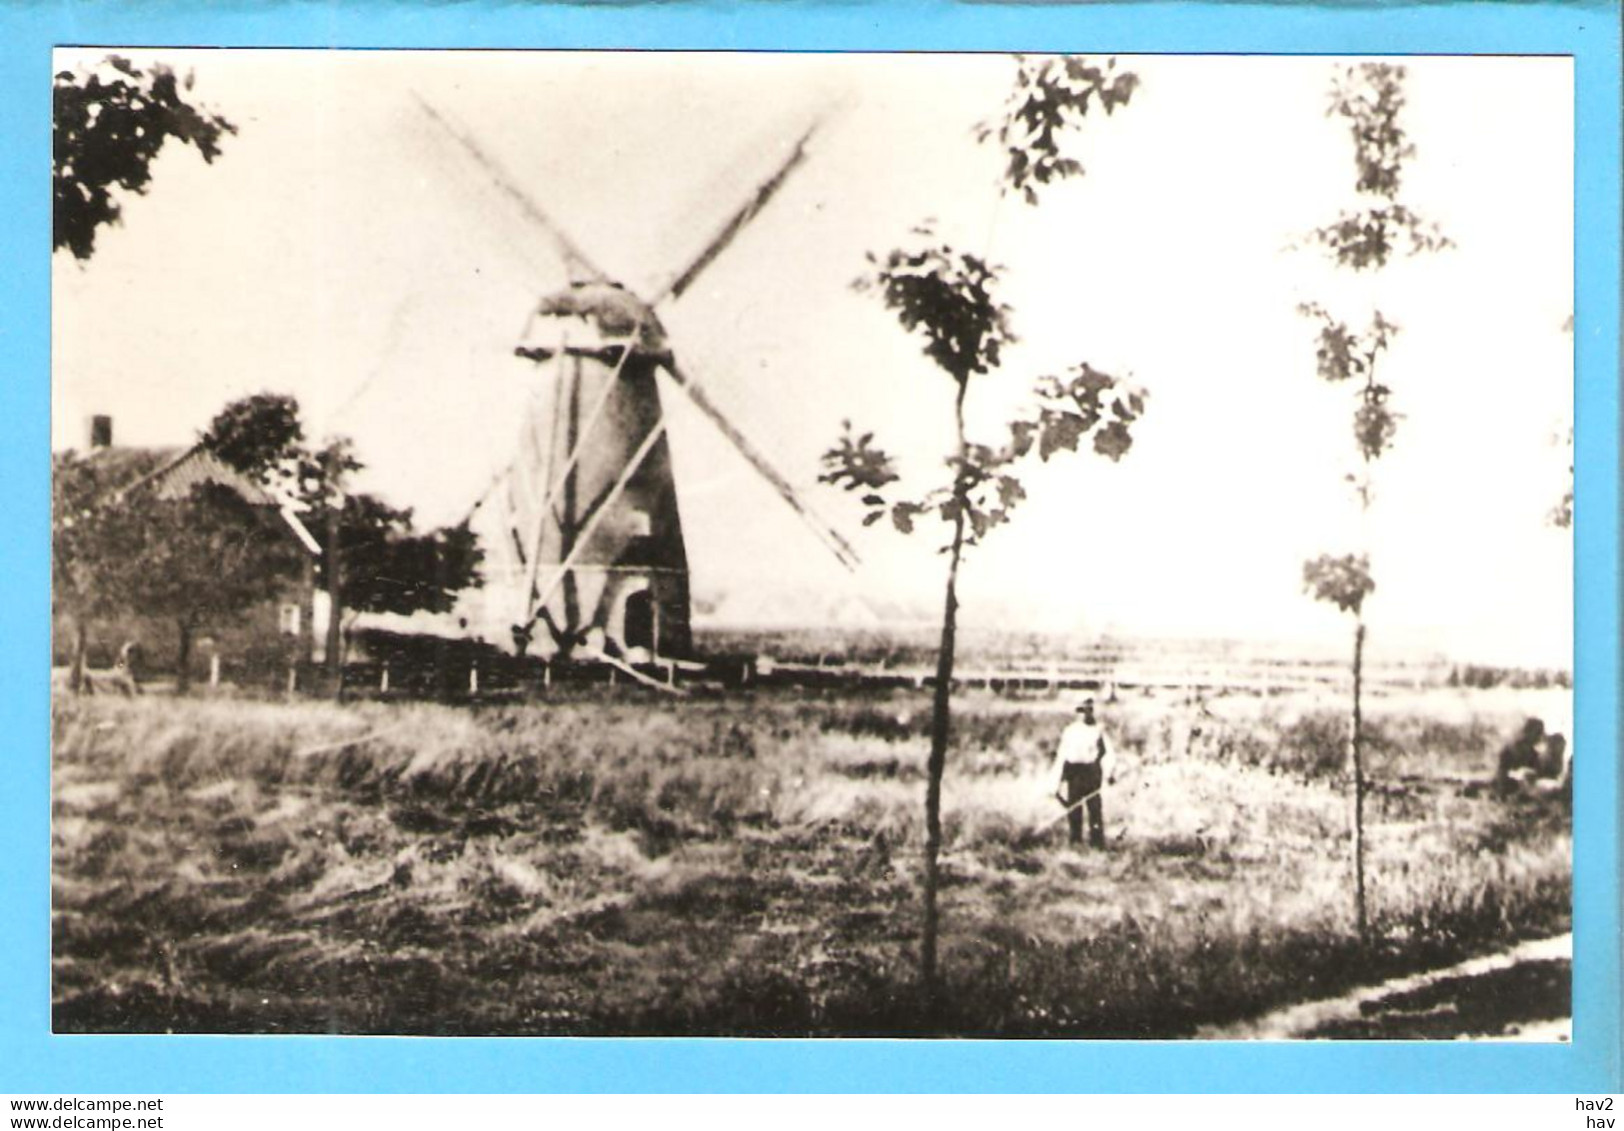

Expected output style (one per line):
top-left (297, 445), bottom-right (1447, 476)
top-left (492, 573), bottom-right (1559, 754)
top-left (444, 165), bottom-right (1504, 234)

top-left (54, 415), bottom-right (323, 688)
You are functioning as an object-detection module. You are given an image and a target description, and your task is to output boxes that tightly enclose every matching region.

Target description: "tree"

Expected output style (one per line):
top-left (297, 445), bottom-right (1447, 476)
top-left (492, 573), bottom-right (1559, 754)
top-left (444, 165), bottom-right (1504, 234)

top-left (820, 55), bottom-right (1144, 1013)
top-left (201, 393), bottom-right (304, 478)
top-left (331, 494), bottom-right (483, 619)
top-left (54, 440), bottom-right (301, 695)
top-left (129, 483), bottom-right (307, 694)
top-left (54, 54), bottom-right (236, 261)
top-left (200, 394), bottom-right (484, 692)
top-left (1297, 63), bottom-right (1450, 942)
top-left (51, 452), bottom-right (151, 691)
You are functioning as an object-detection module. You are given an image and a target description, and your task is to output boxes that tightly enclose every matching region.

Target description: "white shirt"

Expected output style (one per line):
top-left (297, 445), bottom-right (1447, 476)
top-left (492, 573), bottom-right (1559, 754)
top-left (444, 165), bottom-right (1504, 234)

top-left (1050, 717), bottom-right (1111, 792)
top-left (1058, 718), bottom-right (1109, 765)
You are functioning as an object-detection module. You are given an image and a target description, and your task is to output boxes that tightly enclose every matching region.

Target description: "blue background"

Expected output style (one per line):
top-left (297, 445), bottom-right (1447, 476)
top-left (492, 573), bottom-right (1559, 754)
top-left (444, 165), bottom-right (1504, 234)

top-left (2, 0), bottom-right (1617, 1094)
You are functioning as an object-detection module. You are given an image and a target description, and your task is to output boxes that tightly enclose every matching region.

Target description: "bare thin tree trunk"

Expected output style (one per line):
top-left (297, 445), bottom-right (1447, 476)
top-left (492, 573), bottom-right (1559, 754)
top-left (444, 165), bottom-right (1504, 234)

top-left (1351, 434), bottom-right (1374, 945)
top-left (296, 555), bottom-right (316, 692)
top-left (921, 378), bottom-right (972, 1020)
top-left (175, 621), bottom-right (194, 696)
top-left (1351, 618), bottom-right (1368, 942)
top-left (922, 507), bottom-right (966, 1017)
top-left (325, 504), bottom-right (343, 701)
top-left (69, 616), bottom-right (89, 695)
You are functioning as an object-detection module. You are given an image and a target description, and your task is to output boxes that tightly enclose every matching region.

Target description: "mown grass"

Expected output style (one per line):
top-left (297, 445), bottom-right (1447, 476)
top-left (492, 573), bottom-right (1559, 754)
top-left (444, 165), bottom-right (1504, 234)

top-left (50, 686), bottom-right (1570, 1035)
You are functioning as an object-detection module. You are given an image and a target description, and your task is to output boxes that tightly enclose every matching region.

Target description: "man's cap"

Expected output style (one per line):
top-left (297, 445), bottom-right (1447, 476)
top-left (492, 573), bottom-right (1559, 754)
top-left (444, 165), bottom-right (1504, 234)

top-left (1075, 698), bottom-right (1095, 713)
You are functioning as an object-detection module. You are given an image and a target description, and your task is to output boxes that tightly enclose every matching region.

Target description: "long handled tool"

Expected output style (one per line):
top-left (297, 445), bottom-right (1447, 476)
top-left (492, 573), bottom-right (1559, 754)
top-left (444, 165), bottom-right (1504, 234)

top-left (1041, 782), bottom-right (1111, 830)
top-left (1039, 759), bottom-right (1150, 833)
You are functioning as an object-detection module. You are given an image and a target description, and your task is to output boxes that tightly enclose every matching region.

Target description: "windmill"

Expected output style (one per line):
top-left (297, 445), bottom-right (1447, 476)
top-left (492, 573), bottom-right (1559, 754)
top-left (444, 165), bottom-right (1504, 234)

top-left (414, 95), bottom-right (860, 666)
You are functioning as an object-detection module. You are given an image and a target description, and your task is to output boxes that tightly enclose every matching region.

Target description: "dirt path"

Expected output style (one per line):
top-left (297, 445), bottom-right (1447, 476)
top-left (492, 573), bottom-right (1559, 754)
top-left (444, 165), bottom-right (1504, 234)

top-left (1201, 934), bottom-right (1572, 1040)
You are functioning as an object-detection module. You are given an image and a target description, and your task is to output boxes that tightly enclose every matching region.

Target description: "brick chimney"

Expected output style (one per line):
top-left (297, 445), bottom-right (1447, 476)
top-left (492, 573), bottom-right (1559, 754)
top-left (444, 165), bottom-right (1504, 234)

top-left (89, 414), bottom-right (112, 449)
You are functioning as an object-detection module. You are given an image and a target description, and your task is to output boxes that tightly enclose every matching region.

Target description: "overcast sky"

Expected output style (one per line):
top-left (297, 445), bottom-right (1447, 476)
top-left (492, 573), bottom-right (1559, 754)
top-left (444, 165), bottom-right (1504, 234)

top-left (52, 51), bottom-right (1573, 666)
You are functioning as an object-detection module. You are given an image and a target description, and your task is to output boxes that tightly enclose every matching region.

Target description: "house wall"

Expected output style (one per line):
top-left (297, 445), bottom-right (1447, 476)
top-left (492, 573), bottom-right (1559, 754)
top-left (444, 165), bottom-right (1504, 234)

top-left (53, 574), bottom-right (315, 690)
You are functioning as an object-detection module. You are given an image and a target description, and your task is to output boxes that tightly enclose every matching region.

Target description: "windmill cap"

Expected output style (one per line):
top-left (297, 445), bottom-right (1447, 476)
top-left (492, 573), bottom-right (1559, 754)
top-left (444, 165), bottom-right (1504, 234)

top-left (522, 281), bottom-right (669, 356)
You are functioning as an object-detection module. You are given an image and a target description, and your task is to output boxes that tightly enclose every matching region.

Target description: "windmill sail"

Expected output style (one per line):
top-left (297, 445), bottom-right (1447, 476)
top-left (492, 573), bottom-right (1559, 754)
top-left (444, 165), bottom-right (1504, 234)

top-left (411, 93), bottom-right (608, 286)
top-left (649, 118), bottom-right (821, 305)
top-left (662, 358), bottom-right (860, 571)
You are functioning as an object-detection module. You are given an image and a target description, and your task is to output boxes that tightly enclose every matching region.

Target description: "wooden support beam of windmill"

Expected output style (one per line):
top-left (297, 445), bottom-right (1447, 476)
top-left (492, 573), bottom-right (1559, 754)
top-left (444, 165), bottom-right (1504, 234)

top-left (518, 323), bottom-right (648, 622)
top-left (524, 415), bottom-right (672, 631)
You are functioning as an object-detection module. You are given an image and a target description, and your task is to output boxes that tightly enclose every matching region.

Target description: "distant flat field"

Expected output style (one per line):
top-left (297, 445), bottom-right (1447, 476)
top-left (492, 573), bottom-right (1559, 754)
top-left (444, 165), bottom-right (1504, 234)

top-left (50, 686), bottom-right (1571, 1036)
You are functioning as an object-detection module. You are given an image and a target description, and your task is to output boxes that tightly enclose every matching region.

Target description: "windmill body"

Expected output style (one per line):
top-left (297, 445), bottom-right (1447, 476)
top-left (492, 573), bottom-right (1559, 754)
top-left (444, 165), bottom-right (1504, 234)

top-left (466, 282), bottom-right (691, 661)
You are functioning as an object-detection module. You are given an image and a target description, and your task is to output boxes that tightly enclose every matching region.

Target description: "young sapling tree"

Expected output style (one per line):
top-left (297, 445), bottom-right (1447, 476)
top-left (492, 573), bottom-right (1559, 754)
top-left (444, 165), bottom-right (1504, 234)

top-left (1297, 62), bottom-right (1450, 941)
top-left (821, 55), bottom-right (1145, 1012)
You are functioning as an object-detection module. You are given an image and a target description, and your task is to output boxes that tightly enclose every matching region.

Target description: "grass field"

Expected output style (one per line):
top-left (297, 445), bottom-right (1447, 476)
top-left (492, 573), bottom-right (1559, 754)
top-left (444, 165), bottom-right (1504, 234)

top-left (50, 684), bottom-right (1571, 1036)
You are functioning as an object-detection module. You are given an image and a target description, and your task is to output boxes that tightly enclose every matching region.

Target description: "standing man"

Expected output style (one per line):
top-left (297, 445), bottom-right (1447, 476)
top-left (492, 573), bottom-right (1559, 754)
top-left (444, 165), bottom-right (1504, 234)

top-left (1050, 696), bottom-right (1112, 849)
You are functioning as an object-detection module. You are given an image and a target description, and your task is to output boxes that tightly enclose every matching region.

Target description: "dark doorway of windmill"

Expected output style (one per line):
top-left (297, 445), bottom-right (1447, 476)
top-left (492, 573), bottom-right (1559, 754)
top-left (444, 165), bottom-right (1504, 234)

top-left (623, 588), bottom-right (656, 652)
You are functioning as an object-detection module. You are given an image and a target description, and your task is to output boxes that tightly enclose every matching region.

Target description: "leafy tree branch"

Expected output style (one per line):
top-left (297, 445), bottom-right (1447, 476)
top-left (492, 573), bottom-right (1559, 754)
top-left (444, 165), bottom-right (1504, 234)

top-left (975, 55), bottom-right (1139, 206)
top-left (54, 55), bottom-right (236, 261)
top-left (1550, 426), bottom-right (1573, 530)
top-left (823, 359), bottom-right (1147, 549)
top-left (1301, 64), bottom-right (1452, 272)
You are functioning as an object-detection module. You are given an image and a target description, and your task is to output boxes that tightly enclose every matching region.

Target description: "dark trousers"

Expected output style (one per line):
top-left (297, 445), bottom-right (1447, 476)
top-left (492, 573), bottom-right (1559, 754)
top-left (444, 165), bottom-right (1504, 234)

top-left (1062, 762), bottom-right (1105, 847)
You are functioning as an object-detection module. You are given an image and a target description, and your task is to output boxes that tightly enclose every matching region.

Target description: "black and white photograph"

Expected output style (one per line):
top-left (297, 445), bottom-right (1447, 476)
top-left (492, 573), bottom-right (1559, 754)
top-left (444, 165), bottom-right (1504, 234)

top-left (51, 49), bottom-right (1574, 1039)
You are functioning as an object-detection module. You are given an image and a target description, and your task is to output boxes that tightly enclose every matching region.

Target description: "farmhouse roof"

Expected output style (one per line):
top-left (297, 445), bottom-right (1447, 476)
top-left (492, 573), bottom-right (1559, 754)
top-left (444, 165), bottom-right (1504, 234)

top-left (91, 444), bottom-right (322, 556)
